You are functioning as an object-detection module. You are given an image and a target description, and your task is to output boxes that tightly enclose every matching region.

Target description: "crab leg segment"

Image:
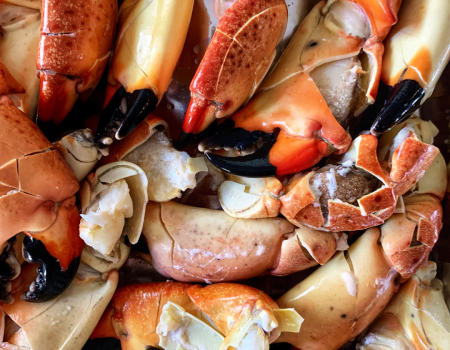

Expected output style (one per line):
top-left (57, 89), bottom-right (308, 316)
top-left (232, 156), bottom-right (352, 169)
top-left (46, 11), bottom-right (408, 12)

top-left (204, 0), bottom-right (401, 176)
top-left (0, 96), bottom-right (82, 303)
top-left (180, 0), bottom-right (288, 141)
top-left (95, 0), bottom-right (194, 148)
top-left (371, 0), bottom-right (450, 135)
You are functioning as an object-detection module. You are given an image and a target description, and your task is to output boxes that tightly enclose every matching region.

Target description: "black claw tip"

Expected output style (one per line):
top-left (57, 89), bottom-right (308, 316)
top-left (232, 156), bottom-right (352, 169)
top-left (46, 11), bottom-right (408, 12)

top-left (21, 236), bottom-right (80, 302)
top-left (95, 88), bottom-right (158, 148)
top-left (370, 79), bottom-right (425, 136)
top-left (82, 338), bottom-right (122, 350)
top-left (206, 136), bottom-right (278, 178)
top-left (116, 89), bottom-right (159, 140)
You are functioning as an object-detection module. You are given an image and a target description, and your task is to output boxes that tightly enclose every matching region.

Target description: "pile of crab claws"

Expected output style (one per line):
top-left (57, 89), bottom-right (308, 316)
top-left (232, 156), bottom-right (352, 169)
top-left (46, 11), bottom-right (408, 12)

top-left (21, 236), bottom-right (80, 303)
top-left (205, 135), bottom-right (278, 177)
top-left (94, 87), bottom-right (159, 149)
top-left (370, 79), bottom-right (426, 136)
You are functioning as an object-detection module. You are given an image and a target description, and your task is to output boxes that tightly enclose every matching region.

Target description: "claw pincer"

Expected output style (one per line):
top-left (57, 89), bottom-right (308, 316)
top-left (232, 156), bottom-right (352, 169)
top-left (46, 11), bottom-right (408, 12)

top-left (95, 0), bottom-right (195, 148)
top-left (204, 0), bottom-right (402, 176)
top-left (371, 0), bottom-right (450, 135)
top-left (0, 96), bottom-right (83, 303)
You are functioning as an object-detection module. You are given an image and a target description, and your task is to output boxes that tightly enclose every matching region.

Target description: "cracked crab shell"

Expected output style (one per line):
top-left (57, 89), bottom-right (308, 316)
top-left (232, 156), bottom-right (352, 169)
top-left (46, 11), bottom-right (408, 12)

top-left (218, 175), bottom-right (282, 218)
top-left (37, 0), bottom-right (117, 125)
top-left (2, 264), bottom-right (118, 350)
top-left (108, 0), bottom-right (194, 99)
top-left (277, 227), bottom-right (399, 350)
top-left (0, 96), bottom-right (79, 245)
top-left (142, 201), bottom-right (294, 283)
top-left (381, 194), bottom-right (442, 281)
top-left (280, 135), bottom-right (396, 231)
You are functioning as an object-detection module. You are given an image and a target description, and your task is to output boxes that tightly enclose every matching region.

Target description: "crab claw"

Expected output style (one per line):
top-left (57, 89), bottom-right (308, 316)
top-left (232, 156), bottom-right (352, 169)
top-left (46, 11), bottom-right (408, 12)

top-left (94, 86), bottom-right (159, 148)
top-left (22, 197), bottom-right (83, 302)
top-left (95, 0), bottom-right (194, 148)
top-left (370, 79), bottom-right (425, 136)
top-left (181, 0), bottom-right (288, 142)
top-left (370, 0), bottom-right (450, 135)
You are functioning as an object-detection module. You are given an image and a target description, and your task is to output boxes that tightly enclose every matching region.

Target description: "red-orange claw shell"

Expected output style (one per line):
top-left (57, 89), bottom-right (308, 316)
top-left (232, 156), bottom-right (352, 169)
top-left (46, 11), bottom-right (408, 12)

top-left (185, 0), bottom-right (288, 133)
top-left (389, 132), bottom-right (440, 196)
top-left (91, 282), bottom-right (196, 348)
top-left (37, 0), bottom-right (117, 124)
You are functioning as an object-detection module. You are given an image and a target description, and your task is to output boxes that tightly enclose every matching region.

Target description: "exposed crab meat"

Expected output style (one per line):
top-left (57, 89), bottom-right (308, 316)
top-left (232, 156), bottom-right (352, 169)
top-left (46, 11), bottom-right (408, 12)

top-left (310, 57), bottom-right (362, 125)
top-left (123, 131), bottom-right (207, 202)
top-left (79, 161), bottom-right (148, 270)
top-left (279, 134), bottom-right (396, 231)
top-left (100, 114), bottom-right (208, 202)
top-left (80, 179), bottom-right (133, 256)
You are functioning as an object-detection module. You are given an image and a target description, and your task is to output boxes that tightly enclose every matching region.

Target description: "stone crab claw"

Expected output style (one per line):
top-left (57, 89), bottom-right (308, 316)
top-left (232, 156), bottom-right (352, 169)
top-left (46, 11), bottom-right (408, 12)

top-left (94, 0), bottom-right (194, 148)
top-left (0, 263), bottom-right (118, 350)
top-left (143, 201), bottom-right (348, 282)
top-left (371, 0), bottom-right (450, 135)
top-left (358, 260), bottom-right (450, 350)
top-left (178, 0), bottom-right (288, 147)
top-left (90, 282), bottom-right (302, 350)
top-left (0, 96), bottom-right (82, 303)
top-left (36, 0), bottom-right (117, 133)
top-left (203, 0), bottom-right (401, 176)
top-left (78, 161), bottom-right (148, 273)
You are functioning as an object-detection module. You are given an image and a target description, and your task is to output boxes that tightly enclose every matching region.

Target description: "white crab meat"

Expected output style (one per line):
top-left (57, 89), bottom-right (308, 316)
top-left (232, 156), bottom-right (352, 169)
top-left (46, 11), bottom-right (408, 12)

top-left (80, 179), bottom-right (133, 256)
top-left (157, 302), bottom-right (224, 350)
top-left (123, 131), bottom-right (207, 202)
top-left (310, 57), bottom-right (362, 124)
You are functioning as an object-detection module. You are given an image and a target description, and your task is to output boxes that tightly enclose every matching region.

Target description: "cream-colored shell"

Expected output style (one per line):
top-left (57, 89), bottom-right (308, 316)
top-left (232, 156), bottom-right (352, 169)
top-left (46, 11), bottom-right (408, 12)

top-left (0, 2), bottom-right (40, 119)
top-left (108, 0), bottom-right (194, 99)
top-left (277, 228), bottom-right (399, 350)
top-left (3, 266), bottom-right (118, 350)
top-left (381, 0), bottom-right (450, 99)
